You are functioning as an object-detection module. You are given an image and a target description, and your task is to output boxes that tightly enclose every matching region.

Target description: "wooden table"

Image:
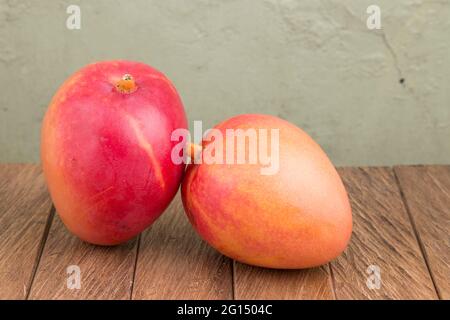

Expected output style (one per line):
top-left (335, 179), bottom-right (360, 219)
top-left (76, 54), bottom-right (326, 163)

top-left (0, 164), bottom-right (448, 300)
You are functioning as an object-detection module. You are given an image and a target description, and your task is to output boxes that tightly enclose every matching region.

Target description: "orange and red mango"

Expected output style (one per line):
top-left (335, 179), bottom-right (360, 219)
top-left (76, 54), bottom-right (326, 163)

top-left (41, 60), bottom-right (187, 245)
top-left (182, 114), bottom-right (352, 269)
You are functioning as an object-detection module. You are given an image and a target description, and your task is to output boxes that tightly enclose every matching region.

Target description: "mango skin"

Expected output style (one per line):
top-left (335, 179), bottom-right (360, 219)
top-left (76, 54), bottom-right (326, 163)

top-left (181, 114), bottom-right (352, 269)
top-left (41, 61), bottom-right (187, 245)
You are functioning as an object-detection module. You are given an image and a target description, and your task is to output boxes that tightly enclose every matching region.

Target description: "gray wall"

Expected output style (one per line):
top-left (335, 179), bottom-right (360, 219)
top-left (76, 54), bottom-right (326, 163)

top-left (1, 0), bottom-right (449, 165)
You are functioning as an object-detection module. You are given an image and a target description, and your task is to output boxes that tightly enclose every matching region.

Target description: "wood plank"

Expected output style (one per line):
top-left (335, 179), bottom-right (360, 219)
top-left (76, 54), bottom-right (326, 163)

top-left (0, 164), bottom-right (53, 299)
top-left (394, 165), bottom-right (450, 299)
top-left (132, 193), bottom-right (233, 299)
top-left (234, 262), bottom-right (334, 299)
top-left (331, 167), bottom-right (437, 299)
top-left (28, 214), bottom-right (138, 300)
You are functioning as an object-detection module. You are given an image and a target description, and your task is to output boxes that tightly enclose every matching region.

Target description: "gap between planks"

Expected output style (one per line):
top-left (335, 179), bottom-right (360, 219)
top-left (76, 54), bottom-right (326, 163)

top-left (328, 263), bottom-right (338, 300)
top-left (131, 195), bottom-right (233, 300)
top-left (331, 167), bottom-right (438, 299)
top-left (393, 170), bottom-right (441, 299)
top-left (128, 234), bottom-right (141, 300)
top-left (0, 164), bottom-right (54, 299)
top-left (25, 205), bottom-right (55, 299)
top-left (394, 165), bottom-right (450, 299)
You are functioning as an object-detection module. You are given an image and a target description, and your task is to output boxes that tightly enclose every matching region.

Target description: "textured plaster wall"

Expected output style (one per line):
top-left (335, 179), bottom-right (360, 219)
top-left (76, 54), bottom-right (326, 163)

top-left (0, 0), bottom-right (449, 165)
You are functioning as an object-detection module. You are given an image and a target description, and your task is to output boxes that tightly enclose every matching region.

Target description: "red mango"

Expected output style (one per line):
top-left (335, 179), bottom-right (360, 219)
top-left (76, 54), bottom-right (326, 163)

top-left (41, 60), bottom-right (187, 245)
top-left (181, 114), bottom-right (352, 269)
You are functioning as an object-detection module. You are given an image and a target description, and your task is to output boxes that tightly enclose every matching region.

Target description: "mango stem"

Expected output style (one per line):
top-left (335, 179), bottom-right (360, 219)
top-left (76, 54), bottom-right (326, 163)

top-left (115, 74), bottom-right (137, 94)
top-left (187, 142), bottom-right (202, 162)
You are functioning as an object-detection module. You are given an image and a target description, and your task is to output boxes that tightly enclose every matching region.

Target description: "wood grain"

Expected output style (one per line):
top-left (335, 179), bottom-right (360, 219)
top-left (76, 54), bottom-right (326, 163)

top-left (0, 164), bottom-right (53, 299)
top-left (28, 214), bottom-right (138, 300)
top-left (2, 164), bottom-right (446, 300)
top-left (132, 193), bottom-right (233, 299)
top-left (394, 165), bottom-right (450, 299)
top-left (234, 262), bottom-right (334, 299)
top-left (331, 167), bottom-right (437, 299)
